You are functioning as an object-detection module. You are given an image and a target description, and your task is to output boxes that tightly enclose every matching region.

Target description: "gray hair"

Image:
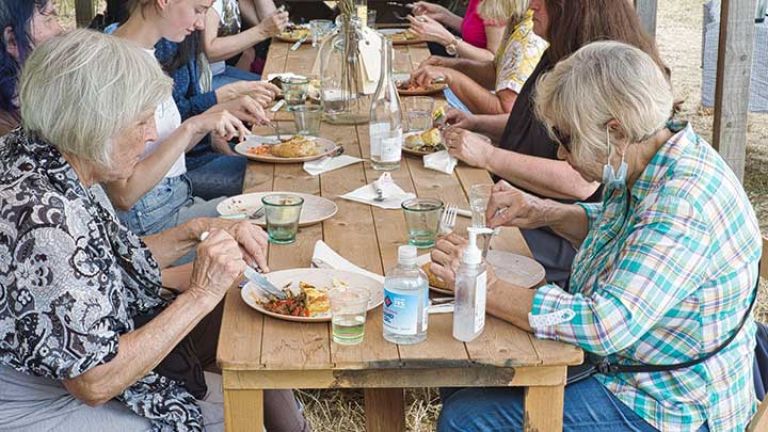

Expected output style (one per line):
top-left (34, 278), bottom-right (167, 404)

top-left (534, 41), bottom-right (674, 164)
top-left (19, 29), bottom-right (172, 168)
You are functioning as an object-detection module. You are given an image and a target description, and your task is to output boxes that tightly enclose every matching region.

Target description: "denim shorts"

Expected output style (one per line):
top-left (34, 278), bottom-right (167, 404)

top-left (117, 175), bottom-right (223, 237)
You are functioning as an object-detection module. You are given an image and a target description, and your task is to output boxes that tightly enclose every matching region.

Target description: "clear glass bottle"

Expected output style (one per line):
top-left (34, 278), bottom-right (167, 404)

top-left (319, 16), bottom-right (371, 125)
top-left (369, 37), bottom-right (403, 171)
top-left (383, 245), bottom-right (429, 345)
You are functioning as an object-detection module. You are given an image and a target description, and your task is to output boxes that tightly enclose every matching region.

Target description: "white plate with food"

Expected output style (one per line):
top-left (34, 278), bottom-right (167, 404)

top-left (397, 80), bottom-right (447, 96)
top-left (276, 24), bottom-right (311, 43)
top-left (417, 250), bottom-right (545, 295)
top-left (403, 128), bottom-right (446, 156)
top-left (235, 135), bottom-right (340, 163)
top-left (217, 191), bottom-right (337, 226)
top-left (379, 28), bottom-right (423, 45)
top-left (241, 268), bottom-right (385, 322)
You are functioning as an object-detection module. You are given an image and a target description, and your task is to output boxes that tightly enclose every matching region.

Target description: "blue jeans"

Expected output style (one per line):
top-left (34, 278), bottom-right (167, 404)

top-left (117, 175), bottom-right (223, 237)
top-left (438, 377), bottom-right (710, 432)
top-left (443, 87), bottom-right (471, 114)
top-left (211, 65), bottom-right (261, 90)
top-left (186, 140), bottom-right (247, 200)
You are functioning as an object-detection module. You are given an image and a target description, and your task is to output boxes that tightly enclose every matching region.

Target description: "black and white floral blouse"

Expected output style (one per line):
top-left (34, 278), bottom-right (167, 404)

top-left (0, 130), bottom-right (204, 431)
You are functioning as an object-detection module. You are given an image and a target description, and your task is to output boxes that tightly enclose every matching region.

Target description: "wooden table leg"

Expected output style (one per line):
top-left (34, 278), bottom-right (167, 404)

top-left (364, 388), bottom-right (405, 432)
top-left (524, 385), bottom-right (564, 432)
top-left (224, 389), bottom-right (264, 432)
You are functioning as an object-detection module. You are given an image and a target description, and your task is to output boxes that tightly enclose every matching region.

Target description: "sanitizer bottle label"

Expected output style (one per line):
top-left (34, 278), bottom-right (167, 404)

top-left (474, 271), bottom-right (487, 333)
top-left (383, 288), bottom-right (419, 336)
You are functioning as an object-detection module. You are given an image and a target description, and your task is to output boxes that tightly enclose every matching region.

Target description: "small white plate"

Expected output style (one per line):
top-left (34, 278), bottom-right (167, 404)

top-left (417, 251), bottom-right (545, 295)
top-left (217, 192), bottom-right (337, 227)
top-left (235, 136), bottom-right (339, 164)
top-left (241, 268), bottom-right (384, 322)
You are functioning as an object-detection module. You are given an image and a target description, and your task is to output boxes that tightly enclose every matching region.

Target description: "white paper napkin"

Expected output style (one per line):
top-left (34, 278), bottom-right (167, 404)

top-left (340, 172), bottom-right (416, 209)
top-left (423, 150), bottom-right (458, 175)
top-left (266, 72), bottom-right (307, 82)
top-left (303, 155), bottom-right (363, 176)
top-left (312, 240), bottom-right (385, 284)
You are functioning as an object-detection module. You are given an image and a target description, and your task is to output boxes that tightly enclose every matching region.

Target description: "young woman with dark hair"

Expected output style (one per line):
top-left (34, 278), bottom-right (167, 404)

top-left (0, 0), bottom-right (63, 135)
top-left (439, 0), bottom-right (671, 286)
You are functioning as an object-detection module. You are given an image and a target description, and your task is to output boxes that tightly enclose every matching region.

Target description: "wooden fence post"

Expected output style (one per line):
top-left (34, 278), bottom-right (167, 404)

top-left (634, 0), bottom-right (658, 38)
top-left (713, 0), bottom-right (757, 181)
top-left (75, 0), bottom-right (95, 28)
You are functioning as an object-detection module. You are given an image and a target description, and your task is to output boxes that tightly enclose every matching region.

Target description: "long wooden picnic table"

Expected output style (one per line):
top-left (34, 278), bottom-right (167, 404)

top-left (217, 36), bottom-right (583, 432)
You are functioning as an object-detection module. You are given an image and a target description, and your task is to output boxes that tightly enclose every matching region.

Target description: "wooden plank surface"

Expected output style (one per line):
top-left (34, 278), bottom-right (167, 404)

top-left (219, 38), bottom-right (582, 376)
top-left (712, 0), bottom-right (757, 181)
top-left (364, 389), bottom-right (406, 432)
top-left (524, 385), bottom-right (565, 432)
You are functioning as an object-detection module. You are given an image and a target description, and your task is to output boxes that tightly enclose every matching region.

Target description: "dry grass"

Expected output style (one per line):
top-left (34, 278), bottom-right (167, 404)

top-left (51, 1), bottom-right (768, 430)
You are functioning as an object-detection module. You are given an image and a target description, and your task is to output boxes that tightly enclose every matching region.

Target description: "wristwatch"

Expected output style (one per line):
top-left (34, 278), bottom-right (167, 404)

top-left (445, 36), bottom-right (462, 56)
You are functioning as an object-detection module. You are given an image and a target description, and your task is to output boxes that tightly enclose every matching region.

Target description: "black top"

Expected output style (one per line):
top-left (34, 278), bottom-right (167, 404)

top-left (495, 52), bottom-right (602, 203)
top-left (498, 54), bottom-right (556, 161)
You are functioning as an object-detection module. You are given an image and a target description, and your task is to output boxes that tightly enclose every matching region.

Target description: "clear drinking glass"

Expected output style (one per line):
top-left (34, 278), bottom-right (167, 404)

top-left (367, 9), bottom-right (377, 28)
top-left (261, 194), bottom-right (304, 244)
top-left (402, 198), bottom-right (443, 248)
top-left (469, 184), bottom-right (493, 228)
top-left (310, 19), bottom-right (333, 47)
top-left (329, 286), bottom-right (370, 345)
top-left (292, 105), bottom-right (322, 136)
top-left (282, 77), bottom-right (309, 110)
top-left (404, 97), bottom-right (435, 132)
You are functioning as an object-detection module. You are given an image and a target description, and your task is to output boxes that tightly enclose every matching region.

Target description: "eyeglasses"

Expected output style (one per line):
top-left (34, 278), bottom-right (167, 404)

top-left (551, 126), bottom-right (572, 153)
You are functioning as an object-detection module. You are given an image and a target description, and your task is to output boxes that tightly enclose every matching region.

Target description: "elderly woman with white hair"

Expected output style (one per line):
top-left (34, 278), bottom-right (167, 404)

top-left (432, 41), bottom-right (759, 431)
top-left (0, 30), bottom-right (308, 432)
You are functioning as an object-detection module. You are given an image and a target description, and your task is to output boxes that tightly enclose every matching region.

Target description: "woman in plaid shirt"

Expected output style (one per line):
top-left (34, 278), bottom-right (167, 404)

top-left (432, 41), bottom-right (760, 431)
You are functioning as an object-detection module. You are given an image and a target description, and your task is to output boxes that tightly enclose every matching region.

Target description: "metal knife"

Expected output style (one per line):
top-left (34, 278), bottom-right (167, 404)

top-left (290, 35), bottom-right (308, 51)
top-left (243, 267), bottom-right (287, 299)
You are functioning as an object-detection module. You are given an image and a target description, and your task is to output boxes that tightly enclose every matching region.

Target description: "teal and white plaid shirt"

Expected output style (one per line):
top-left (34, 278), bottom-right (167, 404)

top-left (530, 123), bottom-right (760, 432)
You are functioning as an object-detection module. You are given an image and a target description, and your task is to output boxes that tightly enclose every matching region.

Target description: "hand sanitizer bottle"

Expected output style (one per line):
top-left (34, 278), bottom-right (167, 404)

top-left (383, 245), bottom-right (429, 344)
top-left (453, 227), bottom-right (493, 342)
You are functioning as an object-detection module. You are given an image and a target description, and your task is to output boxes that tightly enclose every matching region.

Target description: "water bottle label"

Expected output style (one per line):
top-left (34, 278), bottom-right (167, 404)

top-left (380, 131), bottom-right (402, 162)
top-left (383, 288), bottom-right (419, 336)
top-left (474, 271), bottom-right (487, 333)
top-left (369, 123), bottom-right (387, 159)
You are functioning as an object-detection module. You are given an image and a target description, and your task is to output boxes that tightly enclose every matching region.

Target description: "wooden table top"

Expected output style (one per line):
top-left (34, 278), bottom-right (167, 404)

top-left (216, 38), bottom-right (582, 376)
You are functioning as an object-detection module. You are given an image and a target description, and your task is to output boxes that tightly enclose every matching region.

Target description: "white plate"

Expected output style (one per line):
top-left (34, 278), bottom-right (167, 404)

top-left (217, 192), bottom-right (337, 227)
top-left (235, 136), bottom-right (339, 163)
top-left (417, 250), bottom-right (545, 295)
top-left (241, 268), bottom-right (384, 322)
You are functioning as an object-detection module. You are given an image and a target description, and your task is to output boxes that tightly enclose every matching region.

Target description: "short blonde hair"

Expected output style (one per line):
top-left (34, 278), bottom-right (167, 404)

top-left (19, 29), bottom-right (172, 167)
top-left (478, 0), bottom-right (528, 26)
top-left (535, 41), bottom-right (674, 164)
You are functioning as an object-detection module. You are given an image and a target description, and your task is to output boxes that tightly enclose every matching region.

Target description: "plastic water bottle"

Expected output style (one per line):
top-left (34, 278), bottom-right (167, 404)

top-left (453, 227), bottom-right (493, 342)
top-left (383, 245), bottom-right (429, 344)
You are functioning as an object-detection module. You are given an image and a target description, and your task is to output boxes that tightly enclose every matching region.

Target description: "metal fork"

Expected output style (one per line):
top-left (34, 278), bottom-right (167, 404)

top-left (439, 203), bottom-right (458, 236)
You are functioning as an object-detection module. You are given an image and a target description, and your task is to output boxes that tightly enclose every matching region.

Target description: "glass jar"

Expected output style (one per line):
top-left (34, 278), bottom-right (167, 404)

top-left (319, 16), bottom-right (371, 125)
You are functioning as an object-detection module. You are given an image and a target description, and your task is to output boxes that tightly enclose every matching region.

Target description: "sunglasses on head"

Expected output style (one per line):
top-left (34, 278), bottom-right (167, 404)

top-left (551, 126), bottom-right (572, 153)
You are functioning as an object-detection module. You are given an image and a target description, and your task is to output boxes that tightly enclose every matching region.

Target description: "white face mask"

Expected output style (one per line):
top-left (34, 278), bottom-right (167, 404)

top-left (602, 125), bottom-right (627, 189)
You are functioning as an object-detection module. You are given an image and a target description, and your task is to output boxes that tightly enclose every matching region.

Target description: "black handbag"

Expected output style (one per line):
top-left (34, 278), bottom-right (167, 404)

top-left (567, 268), bottom-right (760, 385)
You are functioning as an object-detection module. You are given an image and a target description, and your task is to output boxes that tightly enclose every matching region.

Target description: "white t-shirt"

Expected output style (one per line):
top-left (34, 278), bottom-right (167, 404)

top-left (210, 0), bottom-right (242, 76)
top-left (142, 49), bottom-right (186, 178)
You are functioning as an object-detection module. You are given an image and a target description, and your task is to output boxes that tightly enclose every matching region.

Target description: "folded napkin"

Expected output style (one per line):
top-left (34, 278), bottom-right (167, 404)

top-left (266, 72), bottom-right (307, 82)
top-left (423, 150), bottom-right (458, 175)
top-left (312, 240), bottom-right (384, 284)
top-left (340, 172), bottom-right (416, 209)
top-left (303, 155), bottom-right (363, 176)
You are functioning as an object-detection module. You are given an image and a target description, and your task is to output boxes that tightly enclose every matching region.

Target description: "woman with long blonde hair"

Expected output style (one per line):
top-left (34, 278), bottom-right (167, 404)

top-left (411, 0), bottom-right (547, 115)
